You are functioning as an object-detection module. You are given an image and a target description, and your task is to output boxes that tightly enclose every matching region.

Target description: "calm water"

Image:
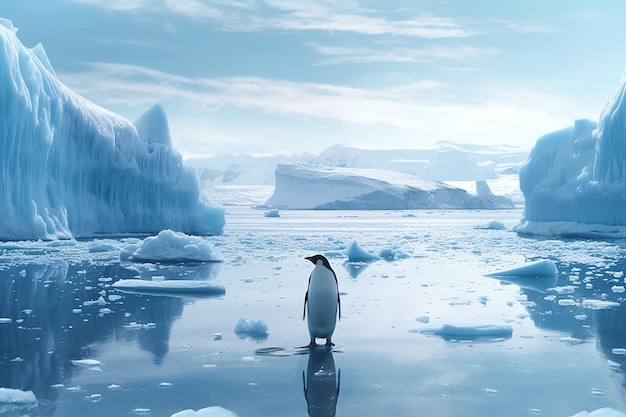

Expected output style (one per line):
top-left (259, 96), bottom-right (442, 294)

top-left (1, 208), bottom-right (626, 416)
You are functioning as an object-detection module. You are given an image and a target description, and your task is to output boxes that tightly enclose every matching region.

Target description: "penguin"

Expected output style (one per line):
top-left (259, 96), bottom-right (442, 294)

top-left (303, 254), bottom-right (341, 347)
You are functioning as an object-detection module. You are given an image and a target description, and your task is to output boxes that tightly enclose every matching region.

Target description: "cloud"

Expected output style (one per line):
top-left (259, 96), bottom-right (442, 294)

top-left (308, 42), bottom-right (497, 65)
top-left (68, 0), bottom-right (483, 38)
top-left (59, 61), bottom-right (587, 135)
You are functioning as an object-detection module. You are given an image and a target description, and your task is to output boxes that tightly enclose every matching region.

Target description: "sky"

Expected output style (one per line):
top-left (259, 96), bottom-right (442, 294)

top-left (4, 0), bottom-right (626, 157)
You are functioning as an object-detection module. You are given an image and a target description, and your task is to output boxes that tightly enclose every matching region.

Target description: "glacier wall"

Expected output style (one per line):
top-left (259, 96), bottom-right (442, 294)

top-left (517, 68), bottom-right (626, 234)
top-left (0, 20), bottom-right (224, 240)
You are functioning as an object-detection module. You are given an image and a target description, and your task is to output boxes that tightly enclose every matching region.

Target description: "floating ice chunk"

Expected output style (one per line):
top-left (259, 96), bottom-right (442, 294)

top-left (264, 209), bottom-right (280, 218)
top-left (234, 317), bottom-right (269, 340)
top-left (83, 296), bottom-right (106, 306)
top-left (123, 230), bottom-right (222, 263)
top-left (415, 315), bottom-right (430, 323)
top-left (549, 285), bottom-right (576, 294)
top-left (0, 318), bottom-right (12, 324)
top-left (582, 300), bottom-right (621, 310)
top-left (611, 285), bottom-right (625, 293)
top-left (413, 324), bottom-right (513, 340)
top-left (112, 279), bottom-right (225, 296)
top-left (89, 242), bottom-right (118, 253)
top-left (0, 387), bottom-right (36, 404)
top-left (71, 359), bottom-right (102, 367)
top-left (171, 406), bottom-right (238, 417)
top-left (475, 220), bottom-right (506, 230)
top-left (344, 241), bottom-right (378, 261)
top-left (611, 348), bottom-right (626, 355)
top-left (485, 259), bottom-right (558, 277)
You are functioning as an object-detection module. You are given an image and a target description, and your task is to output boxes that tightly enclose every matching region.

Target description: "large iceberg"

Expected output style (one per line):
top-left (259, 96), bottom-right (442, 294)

top-left (515, 68), bottom-right (626, 237)
top-left (0, 20), bottom-right (224, 240)
top-left (265, 163), bottom-right (514, 210)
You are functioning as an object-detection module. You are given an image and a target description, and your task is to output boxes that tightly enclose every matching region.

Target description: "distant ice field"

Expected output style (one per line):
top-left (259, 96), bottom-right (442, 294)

top-left (1, 208), bottom-right (625, 416)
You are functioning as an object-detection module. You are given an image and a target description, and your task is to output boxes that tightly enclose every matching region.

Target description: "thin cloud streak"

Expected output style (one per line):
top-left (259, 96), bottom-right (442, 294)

top-left (68, 0), bottom-right (483, 38)
top-left (308, 42), bottom-right (498, 65)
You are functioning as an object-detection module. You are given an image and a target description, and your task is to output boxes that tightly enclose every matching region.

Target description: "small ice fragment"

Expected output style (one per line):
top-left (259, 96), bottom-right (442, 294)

top-left (171, 406), bottom-right (237, 417)
top-left (72, 359), bottom-right (102, 367)
top-left (574, 314), bottom-right (588, 321)
top-left (158, 382), bottom-right (173, 388)
top-left (19, 269), bottom-right (26, 277)
top-left (99, 308), bottom-right (113, 314)
top-left (107, 384), bottom-right (121, 390)
top-left (611, 286), bottom-right (625, 293)
top-left (109, 295), bottom-right (123, 301)
top-left (558, 299), bottom-right (576, 306)
top-left (582, 300), bottom-right (621, 310)
top-left (485, 259), bottom-right (558, 277)
top-left (213, 333), bottom-right (222, 341)
top-left (264, 209), bottom-right (280, 217)
top-left (590, 388), bottom-right (605, 397)
top-left (241, 356), bottom-right (256, 362)
top-left (343, 241), bottom-right (378, 261)
top-left (234, 317), bottom-right (269, 340)
top-left (415, 315), bottom-right (430, 323)
top-left (484, 388), bottom-right (499, 395)
top-left (0, 318), bottom-right (12, 324)
top-left (83, 296), bottom-right (106, 306)
top-left (133, 409), bottom-right (151, 415)
top-left (611, 348), bottom-right (626, 355)
top-left (85, 393), bottom-right (102, 402)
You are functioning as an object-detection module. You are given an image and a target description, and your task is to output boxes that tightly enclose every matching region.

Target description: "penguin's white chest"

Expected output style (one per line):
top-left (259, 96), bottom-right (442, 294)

top-left (307, 264), bottom-right (338, 338)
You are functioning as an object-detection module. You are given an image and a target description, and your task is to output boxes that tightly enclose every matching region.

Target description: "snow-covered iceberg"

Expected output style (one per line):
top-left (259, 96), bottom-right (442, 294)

top-left (515, 68), bottom-right (626, 237)
top-left (0, 20), bottom-right (224, 240)
top-left (265, 163), bottom-right (515, 210)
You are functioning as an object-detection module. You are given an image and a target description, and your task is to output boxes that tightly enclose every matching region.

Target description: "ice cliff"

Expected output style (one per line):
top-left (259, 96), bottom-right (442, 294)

top-left (0, 19), bottom-right (224, 240)
top-left (515, 68), bottom-right (626, 237)
top-left (265, 163), bottom-right (514, 210)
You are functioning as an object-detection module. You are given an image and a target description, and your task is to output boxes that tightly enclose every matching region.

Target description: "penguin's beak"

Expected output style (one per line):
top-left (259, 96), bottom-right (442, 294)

top-left (304, 256), bottom-right (313, 263)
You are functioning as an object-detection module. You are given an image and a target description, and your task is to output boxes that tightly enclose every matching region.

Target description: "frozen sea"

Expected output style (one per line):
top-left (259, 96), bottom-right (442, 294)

top-left (1, 207), bottom-right (626, 416)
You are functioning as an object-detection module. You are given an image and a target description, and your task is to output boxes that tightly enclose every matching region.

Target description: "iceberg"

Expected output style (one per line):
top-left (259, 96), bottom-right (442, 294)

top-left (515, 68), bottom-right (626, 237)
top-left (0, 20), bottom-right (224, 240)
top-left (265, 163), bottom-right (515, 210)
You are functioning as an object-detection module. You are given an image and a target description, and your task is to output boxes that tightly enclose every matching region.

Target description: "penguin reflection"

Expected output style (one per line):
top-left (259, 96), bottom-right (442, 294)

top-left (302, 347), bottom-right (340, 417)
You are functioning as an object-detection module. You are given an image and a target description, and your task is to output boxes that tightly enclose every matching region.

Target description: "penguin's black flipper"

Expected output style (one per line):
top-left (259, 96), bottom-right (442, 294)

top-left (338, 293), bottom-right (341, 321)
top-left (303, 290), bottom-right (308, 321)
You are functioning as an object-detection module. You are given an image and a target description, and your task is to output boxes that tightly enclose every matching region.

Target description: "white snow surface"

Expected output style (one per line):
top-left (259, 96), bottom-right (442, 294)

top-left (265, 164), bottom-right (515, 210)
top-left (0, 20), bottom-right (224, 240)
top-left (121, 230), bottom-right (222, 263)
top-left (516, 70), bottom-right (626, 237)
top-left (171, 406), bottom-right (238, 417)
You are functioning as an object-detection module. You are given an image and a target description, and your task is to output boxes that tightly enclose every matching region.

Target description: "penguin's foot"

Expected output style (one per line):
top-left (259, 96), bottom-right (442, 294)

top-left (325, 340), bottom-right (335, 347)
top-left (308, 341), bottom-right (318, 347)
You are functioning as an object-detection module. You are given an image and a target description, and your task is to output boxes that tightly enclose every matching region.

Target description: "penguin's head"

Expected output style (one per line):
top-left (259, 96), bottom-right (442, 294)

top-left (305, 254), bottom-right (331, 269)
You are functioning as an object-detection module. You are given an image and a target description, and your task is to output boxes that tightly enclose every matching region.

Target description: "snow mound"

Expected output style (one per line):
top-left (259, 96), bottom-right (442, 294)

top-left (171, 406), bottom-right (238, 417)
top-left (122, 230), bottom-right (222, 263)
top-left (344, 241), bottom-right (378, 261)
top-left (0, 387), bottom-right (36, 404)
top-left (112, 279), bottom-right (225, 296)
top-left (0, 20), bottom-right (224, 240)
top-left (485, 260), bottom-right (558, 277)
top-left (266, 164), bottom-right (514, 210)
top-left (475, 220), bottom-right (506, 230)
top-left (515, 69), bottom-right (626, 237)
top-left (234, 317), bottom-right (269, 340)
top-left (415, 324), bottom-right (513, 340)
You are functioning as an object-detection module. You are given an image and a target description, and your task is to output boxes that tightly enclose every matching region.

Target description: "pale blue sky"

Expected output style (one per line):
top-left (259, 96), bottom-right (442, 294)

top-left (4, 0), bottom-right (626, 156)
